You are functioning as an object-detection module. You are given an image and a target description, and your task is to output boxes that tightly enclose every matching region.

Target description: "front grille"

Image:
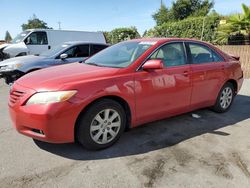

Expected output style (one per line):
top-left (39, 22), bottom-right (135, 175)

top-left (9, 90), bottom-right (25, 105)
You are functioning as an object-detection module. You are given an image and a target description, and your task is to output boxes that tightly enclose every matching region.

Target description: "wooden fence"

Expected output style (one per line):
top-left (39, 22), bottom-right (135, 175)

top-left (217, 45), bottom-right (250, 78)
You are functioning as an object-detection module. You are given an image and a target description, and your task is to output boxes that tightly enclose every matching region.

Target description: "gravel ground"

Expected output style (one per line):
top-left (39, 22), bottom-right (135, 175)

top-left (0, 79), bottom-right (250, 188)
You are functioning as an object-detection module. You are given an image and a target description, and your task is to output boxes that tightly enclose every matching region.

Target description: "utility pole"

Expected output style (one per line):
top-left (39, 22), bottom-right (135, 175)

top-left (161, 0), bottom-right (163, 6)
top-left (200, 17), bottom-right (205, 41)
top-left (58, 21), bottom-right (61, 30)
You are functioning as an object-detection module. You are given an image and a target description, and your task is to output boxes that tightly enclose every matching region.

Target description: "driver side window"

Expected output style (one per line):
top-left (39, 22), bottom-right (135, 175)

top-left (25, 32), bottom-right (48, 45)
top-left (150, 43), bottom-right (186, 67)
top-left (63, 46), bottom-right (78, 58)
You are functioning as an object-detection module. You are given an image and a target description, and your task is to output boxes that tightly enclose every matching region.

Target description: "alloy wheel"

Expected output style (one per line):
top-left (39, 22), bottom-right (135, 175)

top-left (220, 87), bottom-right (233, 109)
top-left (90, 109), bottom-right (121, 144)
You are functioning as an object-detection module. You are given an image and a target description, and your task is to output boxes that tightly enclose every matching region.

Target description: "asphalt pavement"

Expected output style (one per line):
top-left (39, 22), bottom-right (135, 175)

top-left (0, 79), bottom-right (250, 188)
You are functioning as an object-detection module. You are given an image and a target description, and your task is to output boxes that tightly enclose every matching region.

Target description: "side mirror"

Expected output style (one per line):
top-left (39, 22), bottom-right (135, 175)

top-left (60, 53), bottom-right (68, 60)
top-left (142, 59), bottom-right (164, 70)
top-left (25, 37), bottom-right (31, 45)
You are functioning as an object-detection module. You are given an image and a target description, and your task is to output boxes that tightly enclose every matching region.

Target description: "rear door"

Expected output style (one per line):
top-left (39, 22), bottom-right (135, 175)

top-left (186, 42), bottom-right (226, 107)
top-left (90, 44), bottom-right (108, 56)
top-left (135, 42), bottom-right (192, 124)
top-left (25, 31), bottom-right (49, 55)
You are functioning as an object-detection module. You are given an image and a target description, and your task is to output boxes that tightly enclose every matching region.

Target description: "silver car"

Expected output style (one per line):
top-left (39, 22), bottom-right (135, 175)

top-left (0, 41), bottom-right (108, 84)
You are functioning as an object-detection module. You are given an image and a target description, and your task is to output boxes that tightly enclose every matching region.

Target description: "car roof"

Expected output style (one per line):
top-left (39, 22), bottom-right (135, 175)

top-left (63, 41), bottom-right (109, 46)
top-left (130, 37), bottom-right (210, 44)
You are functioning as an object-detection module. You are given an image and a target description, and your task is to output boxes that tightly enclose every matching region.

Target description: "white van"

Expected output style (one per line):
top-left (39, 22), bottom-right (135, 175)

top-left (0, 29), bottom-right (106, 60)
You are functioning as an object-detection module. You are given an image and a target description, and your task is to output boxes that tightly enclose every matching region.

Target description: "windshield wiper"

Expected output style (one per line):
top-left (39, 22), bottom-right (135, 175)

top-left (85, 62), bottom-right (104, 67)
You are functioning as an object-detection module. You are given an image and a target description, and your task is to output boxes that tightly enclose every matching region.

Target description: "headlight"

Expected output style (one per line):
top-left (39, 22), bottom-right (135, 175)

top-left (0, 63), bottom-right (22, 71)
top-left (26, 90), bottom-right (77, 105)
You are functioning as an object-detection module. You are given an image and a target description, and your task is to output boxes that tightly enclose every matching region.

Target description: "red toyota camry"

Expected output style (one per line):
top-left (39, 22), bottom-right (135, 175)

top-left (9, 38), bottom-right (243, 150)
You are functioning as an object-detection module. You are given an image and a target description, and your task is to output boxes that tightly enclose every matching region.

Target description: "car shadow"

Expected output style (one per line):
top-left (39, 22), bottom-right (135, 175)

top-left (34, 94), bottom-right (250, 160)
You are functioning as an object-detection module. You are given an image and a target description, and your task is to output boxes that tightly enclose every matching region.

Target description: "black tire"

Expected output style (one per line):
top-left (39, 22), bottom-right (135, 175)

top-left (0, 51), bottom-right (4, 61)
top-left (212, 82), bottom-right (235, 113)
top-left (4, 76), bottom-right (13, 85)
top-left (16, 52), bottom-right (27, 57)
top-left (76, 99), bottom-right (126, 150)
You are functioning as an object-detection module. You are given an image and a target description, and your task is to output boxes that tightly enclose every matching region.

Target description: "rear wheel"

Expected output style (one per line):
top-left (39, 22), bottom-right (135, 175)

top-left (212, 82), bottom-right (235, 113)
top-left (76, 99), bottom-right (126, 150)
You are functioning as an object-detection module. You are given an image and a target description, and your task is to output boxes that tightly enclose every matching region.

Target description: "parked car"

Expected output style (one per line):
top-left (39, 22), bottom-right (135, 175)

top-left (9, 38), bottom-right (243, 150)
top-left (0, 29), bottom-right (107, 60)
top-left (0, 41), bottom-right (109, 84)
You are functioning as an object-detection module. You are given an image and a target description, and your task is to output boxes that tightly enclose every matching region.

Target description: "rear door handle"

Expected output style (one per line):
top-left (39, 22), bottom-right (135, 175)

top-left (48, 45), bottom-right (51, 50)
top-left (183, 71), bottom-right (189, 76)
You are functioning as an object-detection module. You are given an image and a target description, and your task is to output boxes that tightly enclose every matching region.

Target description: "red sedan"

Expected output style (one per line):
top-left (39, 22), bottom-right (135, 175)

top-left (9, 38), bottom-right (243, 150)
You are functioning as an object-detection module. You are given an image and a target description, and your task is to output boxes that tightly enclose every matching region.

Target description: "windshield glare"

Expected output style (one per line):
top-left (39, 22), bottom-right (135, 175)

top-left (85, 41), bottom-right (154, 68)
top-left (39, 44), bottom-right (70, 57)
top-left (11, 31), bottom-right (30, 44)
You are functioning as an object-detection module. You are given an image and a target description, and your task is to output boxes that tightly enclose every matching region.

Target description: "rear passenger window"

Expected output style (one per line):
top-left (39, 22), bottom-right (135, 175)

top-left (91, 45), bottom-right (107, 55)
top-left (76, 45), bottom-right (90, 57)
top-left (189, 44), bottom-right (213, 64)
top-left (212, 51), bottom-right (224, 62)
top-left (63, 45), bottom-right (90, 58)
top-left (188, 43), bottom-right (223, 64)
top-left (150, 43), bottom-right (186, 67)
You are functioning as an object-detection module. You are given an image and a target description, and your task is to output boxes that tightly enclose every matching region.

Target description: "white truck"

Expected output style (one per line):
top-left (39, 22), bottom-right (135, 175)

top-left (0, 29), bottom-right (107, 60)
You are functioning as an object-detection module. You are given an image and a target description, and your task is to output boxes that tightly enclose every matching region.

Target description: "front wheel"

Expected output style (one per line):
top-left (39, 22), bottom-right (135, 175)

top-left (76, 99), bottom-right (126, 150)
top-left (212, 82), bottom-right (235, 113)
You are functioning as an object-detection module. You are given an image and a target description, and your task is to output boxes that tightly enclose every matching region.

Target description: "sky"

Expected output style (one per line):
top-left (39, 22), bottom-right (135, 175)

top-left (0, 0), bottom-right (249, 39)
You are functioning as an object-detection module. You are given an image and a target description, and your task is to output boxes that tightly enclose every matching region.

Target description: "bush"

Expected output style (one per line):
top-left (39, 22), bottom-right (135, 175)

top-left (104, 27), bottom-right (140, 44)
top-left (145, 15), bottom-right (220, 43)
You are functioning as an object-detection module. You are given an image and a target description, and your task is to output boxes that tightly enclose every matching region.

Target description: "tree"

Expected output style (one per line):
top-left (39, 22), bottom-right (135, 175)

top-left (229, 4), bottom-right (250, 35)
top-left (152, 4), bottom-right (173, 26)
top-left (5, 31), bottom-right (12, 42)
top-left (172, 0), bottom-right (214, 20)
top-left (152, 0), bottom-right (214, 25)
top-left (21, 14), bottom-right (52, 31)
top-left (215, 4), bottom-right (250, 44)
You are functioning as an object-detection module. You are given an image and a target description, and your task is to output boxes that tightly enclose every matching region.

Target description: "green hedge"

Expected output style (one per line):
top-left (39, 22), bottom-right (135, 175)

top-left (104, 27), bottom-right (140, 44)
top-left (145, 16), bottom-right (220, 42)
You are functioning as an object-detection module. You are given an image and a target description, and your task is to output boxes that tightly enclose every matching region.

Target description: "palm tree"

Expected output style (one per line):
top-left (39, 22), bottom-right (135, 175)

top-left (215, 3), bottom-right (250, 44)
top-left (241, 4), bottom-right (250, 35)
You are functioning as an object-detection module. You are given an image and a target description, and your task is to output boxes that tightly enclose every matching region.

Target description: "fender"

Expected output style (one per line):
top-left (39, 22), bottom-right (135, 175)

top-left (3, 42), bottom-right (29, 58)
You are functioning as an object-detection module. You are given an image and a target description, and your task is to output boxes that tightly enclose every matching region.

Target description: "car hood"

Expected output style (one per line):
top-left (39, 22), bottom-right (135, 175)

top-left (0, 55), bottom-right (46, 66)
top-left (2, 42), bottom-right (29, 57)
top-left (16, 63), bottom-right (120, 91)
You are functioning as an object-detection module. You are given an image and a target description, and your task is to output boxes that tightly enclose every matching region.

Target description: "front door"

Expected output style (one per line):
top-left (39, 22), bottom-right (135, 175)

top-left (24, 31), bottom-right (48, 55)
top-left (25, 31), bottom-right (49, 55)
top-left (135, 42), bottom-right (192, 125)
top-left (55, 44), bottom-right (90, 65)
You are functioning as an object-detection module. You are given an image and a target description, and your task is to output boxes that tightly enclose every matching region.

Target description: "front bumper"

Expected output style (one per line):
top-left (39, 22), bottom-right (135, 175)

top-left (237, 76), bottom-right (244, 93)
top-left (8, 83), bottom-right (84, 143)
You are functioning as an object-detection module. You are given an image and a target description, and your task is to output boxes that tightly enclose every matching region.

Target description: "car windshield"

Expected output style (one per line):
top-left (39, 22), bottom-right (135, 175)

top-left (85, 41), bottom-right (155, 68)
top-left (11, 31), bottom-right (31, 44)
top-left (39, 44), bottom-right (70, 57)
